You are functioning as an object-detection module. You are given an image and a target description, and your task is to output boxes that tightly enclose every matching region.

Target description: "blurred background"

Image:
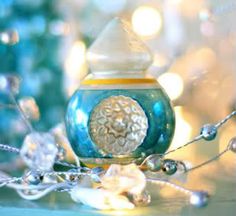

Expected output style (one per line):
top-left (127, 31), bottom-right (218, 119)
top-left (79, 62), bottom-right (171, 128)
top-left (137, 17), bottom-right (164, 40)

top-left (0, 0), bottom-right (236, 175)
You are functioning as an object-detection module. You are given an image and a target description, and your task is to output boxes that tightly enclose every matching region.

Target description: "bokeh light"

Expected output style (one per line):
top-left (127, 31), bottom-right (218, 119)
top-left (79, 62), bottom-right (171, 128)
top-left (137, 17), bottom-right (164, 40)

top-left (64, 41), bottom-right (87, 96)
top-left (170, 106), bottom-right (192, 150)
top-left (158, 72), bottom-right (184, 100)
top-left (65, 41), bottom-right (86, 76)
top-left (153, 54), bottom-right (169, 68)
top-left (194, 47), bottom-right (216, 68)
top-left (199, 8), bottom-right (211, 21)
top-left (219, 123), bottom-right (236, 176)
top-left (132, 6), bottom-right (162, 37)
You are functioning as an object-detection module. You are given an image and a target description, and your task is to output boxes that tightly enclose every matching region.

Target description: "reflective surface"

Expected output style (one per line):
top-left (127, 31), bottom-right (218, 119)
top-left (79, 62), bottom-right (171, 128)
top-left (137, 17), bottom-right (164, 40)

top-left (0, 160), bottom-right (236, 216)
top-left (65, 88), bottom-right (175, 165)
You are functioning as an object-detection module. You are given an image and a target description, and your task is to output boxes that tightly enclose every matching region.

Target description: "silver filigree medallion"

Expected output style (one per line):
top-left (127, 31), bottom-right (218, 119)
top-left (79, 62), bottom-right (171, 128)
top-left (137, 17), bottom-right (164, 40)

top-left (89, 95), bottom-right (148, 155)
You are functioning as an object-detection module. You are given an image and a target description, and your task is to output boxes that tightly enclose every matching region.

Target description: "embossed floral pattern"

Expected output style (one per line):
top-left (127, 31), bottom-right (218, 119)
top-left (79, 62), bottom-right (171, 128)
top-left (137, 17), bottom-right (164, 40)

top-left (89, 95), bottom-right (148, 155)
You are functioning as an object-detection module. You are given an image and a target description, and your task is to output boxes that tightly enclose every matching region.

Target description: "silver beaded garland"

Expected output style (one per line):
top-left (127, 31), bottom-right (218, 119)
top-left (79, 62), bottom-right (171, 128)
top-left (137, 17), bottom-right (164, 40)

top-left (1, 71), bottom-right (236, 210)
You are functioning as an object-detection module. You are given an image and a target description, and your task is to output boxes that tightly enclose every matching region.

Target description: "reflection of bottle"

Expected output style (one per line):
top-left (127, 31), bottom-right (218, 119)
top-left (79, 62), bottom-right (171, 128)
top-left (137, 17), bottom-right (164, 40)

top-left (65, 18), bottom-right (175, 166)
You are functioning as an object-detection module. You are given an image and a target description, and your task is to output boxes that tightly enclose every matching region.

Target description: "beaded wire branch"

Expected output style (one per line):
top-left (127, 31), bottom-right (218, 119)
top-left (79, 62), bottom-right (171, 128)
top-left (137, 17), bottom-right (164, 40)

top-left (1, 30), bottom-right (236, 210)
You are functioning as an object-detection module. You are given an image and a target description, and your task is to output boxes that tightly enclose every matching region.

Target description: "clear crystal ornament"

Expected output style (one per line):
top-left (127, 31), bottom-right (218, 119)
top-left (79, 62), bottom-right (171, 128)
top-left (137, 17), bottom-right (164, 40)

top-left (20, 132), bottom-right (58, 171)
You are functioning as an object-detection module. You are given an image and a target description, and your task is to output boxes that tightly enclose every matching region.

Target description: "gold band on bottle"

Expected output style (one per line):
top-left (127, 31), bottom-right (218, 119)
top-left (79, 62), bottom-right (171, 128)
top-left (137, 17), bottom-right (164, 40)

top-left (81, 78), bottom-right (157, 85)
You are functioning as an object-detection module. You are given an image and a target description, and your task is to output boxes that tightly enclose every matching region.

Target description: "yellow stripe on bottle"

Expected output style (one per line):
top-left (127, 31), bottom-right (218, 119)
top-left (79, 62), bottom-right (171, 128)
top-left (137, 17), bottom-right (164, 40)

top-left (81, 78), bottom-right (157, 85)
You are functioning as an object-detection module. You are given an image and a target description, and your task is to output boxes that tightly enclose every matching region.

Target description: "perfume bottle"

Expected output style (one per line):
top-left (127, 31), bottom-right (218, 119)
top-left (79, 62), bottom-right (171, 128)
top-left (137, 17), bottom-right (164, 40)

top-left (65, 18), bottom-right (175, 166)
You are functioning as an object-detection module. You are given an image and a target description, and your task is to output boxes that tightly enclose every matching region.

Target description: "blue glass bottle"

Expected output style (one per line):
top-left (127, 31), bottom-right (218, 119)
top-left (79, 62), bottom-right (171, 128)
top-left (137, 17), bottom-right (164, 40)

top-left (65, 18), bottom-right (175, 167)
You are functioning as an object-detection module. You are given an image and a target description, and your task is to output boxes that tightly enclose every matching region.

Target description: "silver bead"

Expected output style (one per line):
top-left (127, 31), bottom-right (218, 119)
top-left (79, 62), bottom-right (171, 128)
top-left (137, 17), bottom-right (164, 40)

top-left (200, 124), bottom-right (217, 141)
top-left (23, 170), bottom-right (43, 185)
top-left (228, 137), bottom-right (236, 153)
top-left (130, 190), bottom-right (151, 206)
top-left (190, 191), bottom-right (209, 207)
top-left (162, 159), bottom-right (177, 175)
top-left (90, 167), bottom-right (105, 183)
top-left (146, 155), bottom-right (162, 172)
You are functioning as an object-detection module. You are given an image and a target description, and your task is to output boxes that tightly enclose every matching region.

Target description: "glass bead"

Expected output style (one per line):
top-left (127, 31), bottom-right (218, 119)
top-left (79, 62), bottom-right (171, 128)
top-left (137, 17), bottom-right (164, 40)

top-left (200, 124), bottom-right (217, 141)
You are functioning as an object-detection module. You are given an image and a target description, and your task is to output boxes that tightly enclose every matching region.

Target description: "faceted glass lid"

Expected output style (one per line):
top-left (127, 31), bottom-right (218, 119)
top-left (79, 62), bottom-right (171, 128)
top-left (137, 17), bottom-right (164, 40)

top-left (86, 17), bottom-right (153, 76)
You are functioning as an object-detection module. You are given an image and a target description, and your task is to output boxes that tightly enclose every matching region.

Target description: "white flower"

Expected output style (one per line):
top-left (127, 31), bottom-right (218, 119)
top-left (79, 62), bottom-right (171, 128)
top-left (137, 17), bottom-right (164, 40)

top-left (70, 187), bottom-right (134, 210)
